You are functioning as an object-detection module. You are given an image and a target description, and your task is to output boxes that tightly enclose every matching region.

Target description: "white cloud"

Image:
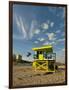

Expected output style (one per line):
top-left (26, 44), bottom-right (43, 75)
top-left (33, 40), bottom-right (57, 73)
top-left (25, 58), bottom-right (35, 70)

top-left (15, 14), bottom-right (27, 39)
top-left (62, 48), bottom-right (65, 52)
top-left (43, 41), bottom-right (49, 45)
top-left (50, 22), bottom-right (54, 27)
top-left (46, 33), bottom-right (56, 41)
top-left (38, 38), bottom-right (45, 42)
top-left (29, 20), bottom-right (38, 39)
top-left (29, 20), bottom-right (35, 39)
top-left (34, 29), bottom-right (40, 34)
top-left (50, 41), bottom-right (55, 44)
top-left (43, 41), bottom-right (56, 46)
top-left (57, 38), bottom-right (65, 42)
top-left (34, 41), bottom-right (39, 44)
top-left (15, 14), bottom-right (39, 40)
top-left (42, 23), bottom-right (49, 30)
top-left (15, 14), bottom-right (20, 28)
top-left (55, 30), bottom-right (61, 33)
top-left (52, 37), bottom-right (56, 41)
top-left (19, 17), bottom-right (27, 39)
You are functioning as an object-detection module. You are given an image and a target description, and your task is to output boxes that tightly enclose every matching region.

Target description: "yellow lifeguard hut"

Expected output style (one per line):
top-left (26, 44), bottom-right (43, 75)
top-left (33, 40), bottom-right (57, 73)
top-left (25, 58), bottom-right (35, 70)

top-left (32, 45), bottom-right (56, 72)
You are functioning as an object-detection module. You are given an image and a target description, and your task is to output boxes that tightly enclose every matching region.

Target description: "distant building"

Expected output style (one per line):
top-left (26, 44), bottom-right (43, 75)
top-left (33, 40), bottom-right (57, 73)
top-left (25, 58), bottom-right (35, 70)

top-left (13, 54), bottom-right (22, 63)
top-left (16, 54), bottom-right (22, 60)
top-left (16, 54), bottom-right (22, 62)
top-left (13, 54), bottom-right (16, 61)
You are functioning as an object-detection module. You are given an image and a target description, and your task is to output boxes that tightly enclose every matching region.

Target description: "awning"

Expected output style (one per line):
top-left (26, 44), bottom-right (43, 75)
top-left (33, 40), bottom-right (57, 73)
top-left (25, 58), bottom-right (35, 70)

top-left (32, 45), bottom-right (53, 52)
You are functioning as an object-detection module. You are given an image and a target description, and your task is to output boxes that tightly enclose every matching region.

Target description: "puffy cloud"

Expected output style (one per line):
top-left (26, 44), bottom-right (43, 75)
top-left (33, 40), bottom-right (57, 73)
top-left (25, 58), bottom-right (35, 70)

top-left (43, 41), bottom-right (49, 45)
top-left (50, 41), bottom-right (55, 44)
top-left (57, 38), bottom-right (65, 42)
top-left (55, 30), bottom-right (61, 33)
top-left (50, 22), bottom-right (54, 27)
top-left (38, 38), bottom-right (45, 42)
top-left (42, 23), bottom-right (49, 30)
top-left (42, 21), bottom-right (54, 31)
top-left (34, 41), bottom-right (39, 44)
top-left (43, 41), bottom-right (56, 46)
top-left (46, 33), bottom-right (56, 41)
top-left (34, 29), bottom-right (40, 34)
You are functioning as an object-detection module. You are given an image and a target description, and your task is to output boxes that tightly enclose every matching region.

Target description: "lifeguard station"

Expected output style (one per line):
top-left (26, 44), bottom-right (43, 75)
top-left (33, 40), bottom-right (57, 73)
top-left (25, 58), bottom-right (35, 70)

top-left (32, 45), bottom-right (56, 73)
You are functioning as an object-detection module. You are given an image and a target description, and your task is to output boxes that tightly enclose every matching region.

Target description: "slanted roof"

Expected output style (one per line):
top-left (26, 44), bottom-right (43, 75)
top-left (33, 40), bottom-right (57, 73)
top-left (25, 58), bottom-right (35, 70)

top-left (32, 45), bottom-right (53, 51)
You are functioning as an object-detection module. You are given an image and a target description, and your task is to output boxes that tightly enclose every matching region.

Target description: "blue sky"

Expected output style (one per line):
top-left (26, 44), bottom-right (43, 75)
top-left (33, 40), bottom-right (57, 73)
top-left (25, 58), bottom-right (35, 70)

top-left (13, 4), bottom-right (65, 63)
